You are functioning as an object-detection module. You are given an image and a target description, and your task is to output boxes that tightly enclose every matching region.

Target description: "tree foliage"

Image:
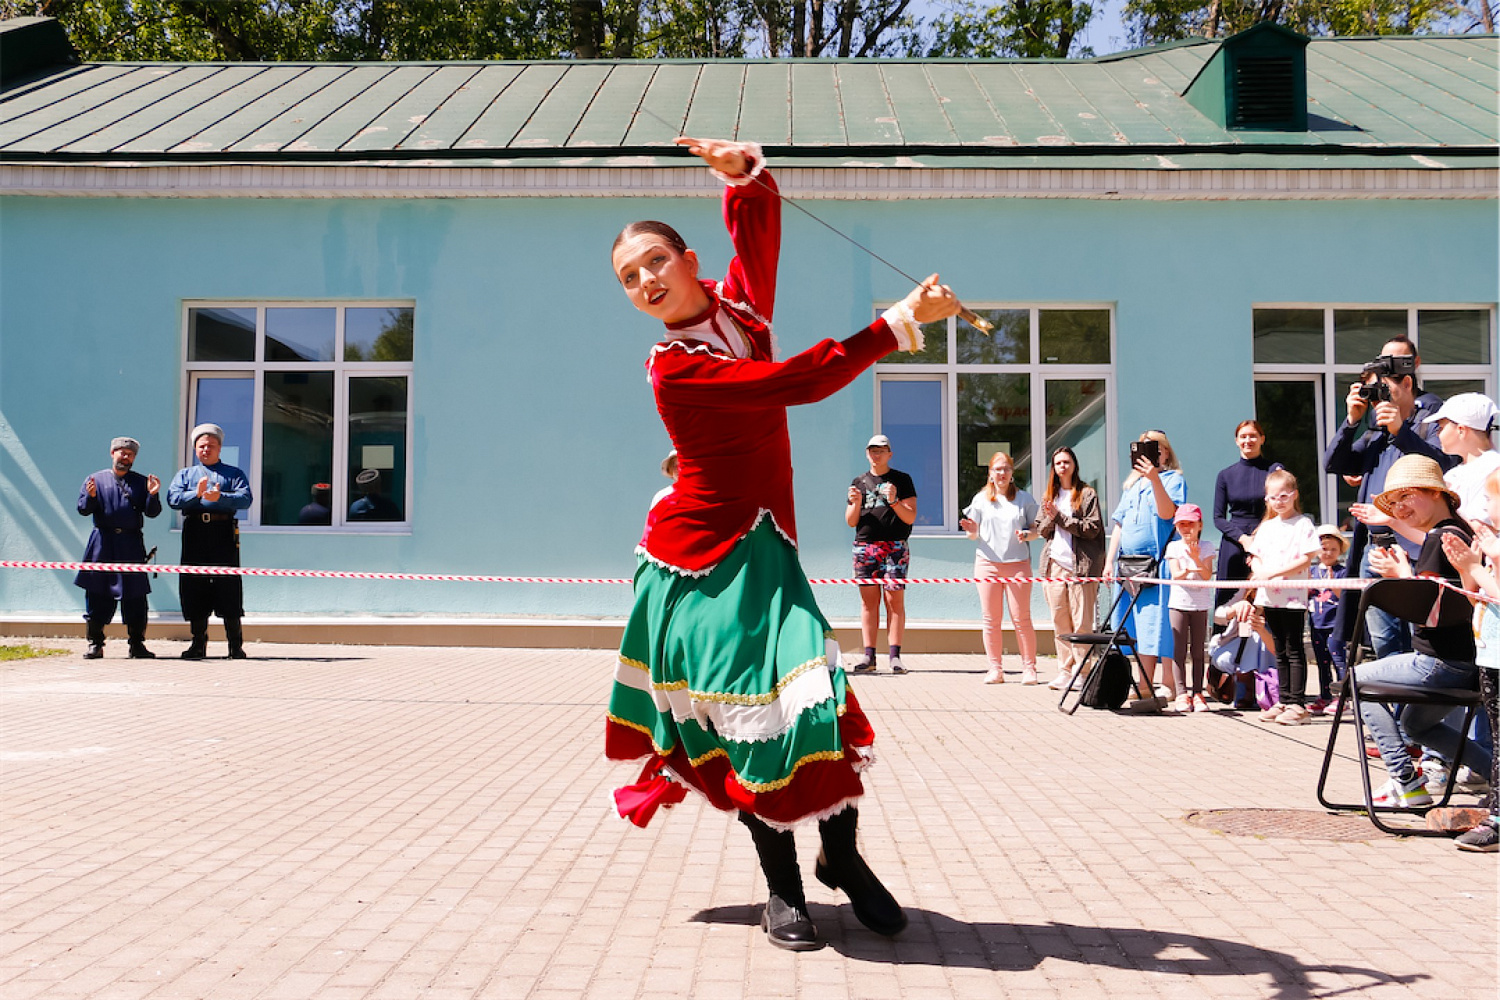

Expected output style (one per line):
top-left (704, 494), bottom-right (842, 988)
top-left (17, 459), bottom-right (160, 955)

top-left (1121, 0), bottom-right (1477, 46)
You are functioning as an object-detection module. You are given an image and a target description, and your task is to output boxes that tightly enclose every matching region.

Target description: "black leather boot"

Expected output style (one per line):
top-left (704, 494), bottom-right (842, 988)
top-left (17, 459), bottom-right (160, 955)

top-left (224, 618), bottom-right (247, 659)
top-left (816, 807), bottom-right (907, 936)
top-left (181, 621), bottom-right (209, 660)
top-left (740, 812), bottom-right (820, 951)
top-left (83, 627), bottom-right (105, 660)
top-left (127, 623), bottom-right (155, 659)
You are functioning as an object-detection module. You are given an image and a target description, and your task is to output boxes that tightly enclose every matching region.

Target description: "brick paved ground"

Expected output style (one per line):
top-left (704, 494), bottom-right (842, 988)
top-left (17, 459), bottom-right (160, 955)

top-left (2, 639), bottom-right (1495, 1000)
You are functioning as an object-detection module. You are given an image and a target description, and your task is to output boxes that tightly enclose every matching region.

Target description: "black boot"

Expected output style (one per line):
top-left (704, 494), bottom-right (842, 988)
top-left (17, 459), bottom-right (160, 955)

top-left (740, 812), bottom-right (820, 951)
top-left (224, 618), bottom-right (247, 659)
top-left (816, 807), bottom-right (907, 936)
top-left (83, 634), bottom-right (104, 659)
top-left (181, 620), bottom-right (208, 660)
top-left (127, 623), bottom-right (155, 659)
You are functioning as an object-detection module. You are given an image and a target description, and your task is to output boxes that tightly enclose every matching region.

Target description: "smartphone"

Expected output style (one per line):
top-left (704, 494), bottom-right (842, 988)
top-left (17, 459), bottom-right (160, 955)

top-left (1129, 439), bottom-right (1160, 468)
top-left (1368, 525), bottom-right (1396, 547)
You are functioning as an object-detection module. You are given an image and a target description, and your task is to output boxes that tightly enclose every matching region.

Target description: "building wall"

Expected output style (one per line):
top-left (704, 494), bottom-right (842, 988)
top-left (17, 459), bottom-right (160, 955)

top-left (1, 186), bottom-right (1495, 621)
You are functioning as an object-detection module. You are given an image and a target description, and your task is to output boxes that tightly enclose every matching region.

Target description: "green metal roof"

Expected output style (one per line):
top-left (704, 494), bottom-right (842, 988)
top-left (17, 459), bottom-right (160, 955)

top-left (0, 34), bottom-right (1494, 166)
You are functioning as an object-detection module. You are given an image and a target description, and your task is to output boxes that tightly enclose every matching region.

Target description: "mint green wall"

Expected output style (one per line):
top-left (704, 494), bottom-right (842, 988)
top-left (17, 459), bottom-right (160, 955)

top-left (2, 191), bottom-right (1495, 622)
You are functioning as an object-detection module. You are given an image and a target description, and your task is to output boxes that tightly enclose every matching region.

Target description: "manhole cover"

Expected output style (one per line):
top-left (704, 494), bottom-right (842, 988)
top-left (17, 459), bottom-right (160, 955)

top-left (1185, 808), bottom-right (1399, 842)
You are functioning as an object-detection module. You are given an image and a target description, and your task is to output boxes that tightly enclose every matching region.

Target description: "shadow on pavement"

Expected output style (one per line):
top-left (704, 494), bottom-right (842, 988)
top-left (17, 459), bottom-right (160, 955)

top-left (691, 907), bottom-right (1425, 998)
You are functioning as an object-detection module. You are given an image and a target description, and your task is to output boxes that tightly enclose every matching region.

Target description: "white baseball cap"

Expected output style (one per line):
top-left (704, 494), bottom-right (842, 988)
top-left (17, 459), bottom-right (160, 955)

top-left (866, 435), bottom-right (891, 449)
top-left (1423, 392), bottom-right (1498, 432)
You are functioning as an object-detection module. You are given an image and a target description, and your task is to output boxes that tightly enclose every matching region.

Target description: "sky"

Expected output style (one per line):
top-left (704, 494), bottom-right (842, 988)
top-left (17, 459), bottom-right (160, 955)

top-left (912, 0), bottom-right (1134, 56)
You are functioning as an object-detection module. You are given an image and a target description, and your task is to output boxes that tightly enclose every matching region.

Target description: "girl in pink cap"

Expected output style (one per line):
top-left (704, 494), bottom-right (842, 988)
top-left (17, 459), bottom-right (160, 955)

top-left (1166, 504), bottom-right (1216, 712)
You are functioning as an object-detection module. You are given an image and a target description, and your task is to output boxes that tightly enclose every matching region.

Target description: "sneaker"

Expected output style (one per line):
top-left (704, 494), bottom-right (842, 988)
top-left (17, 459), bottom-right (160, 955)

top-left (1275, 705), bottom-right (1312, 726)
top-left (1457, 766), bottom-right (1492, 795)
top-left (1455, 821), bottom-right (1499, 853)
top-left (983, 666), bottom-right (1003, 684)
top-left (888, 655), bottom-right (908, 675)
top-left (851, 657), bottom-right (877, 674)
top-left (1423, 764), bottom-right (1453, 796)
top-left (1021, 666), bottom-right (1038, 686)
top-left (1372, 776), bottom-right (1434, 809)
top-left (1169, 694), bottom-right (1191, 713)
top-left (1046, 669), bottom-right (1074, 691)
top-left (1258, 703), bottom-right (1286, 722)
top-left (1307, 699), bottom-right (1330, 716)
top-left (1191, 694), bottom-right (1211, 713)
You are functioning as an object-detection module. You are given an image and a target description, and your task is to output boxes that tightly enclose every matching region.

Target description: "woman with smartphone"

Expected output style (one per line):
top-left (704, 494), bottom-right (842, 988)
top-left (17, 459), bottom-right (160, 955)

top-left (1104, 430), bottom-right (1188, 710)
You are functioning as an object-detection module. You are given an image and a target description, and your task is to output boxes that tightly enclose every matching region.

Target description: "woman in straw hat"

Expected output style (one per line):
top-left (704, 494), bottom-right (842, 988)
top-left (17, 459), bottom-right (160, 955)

top-left (1355, 454), bottom-right (1490, 809)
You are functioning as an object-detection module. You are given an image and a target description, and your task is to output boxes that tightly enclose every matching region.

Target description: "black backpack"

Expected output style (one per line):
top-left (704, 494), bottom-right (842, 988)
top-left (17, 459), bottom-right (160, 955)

top-left (1082, 651), bottom-right (1132, 710)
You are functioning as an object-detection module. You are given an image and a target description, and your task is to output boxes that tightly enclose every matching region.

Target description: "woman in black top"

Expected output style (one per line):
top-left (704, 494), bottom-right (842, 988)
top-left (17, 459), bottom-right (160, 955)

top-left (1355, 454), bottom-right (1489, 809)
top-left (1213, 420), bottom-right (1283, 610)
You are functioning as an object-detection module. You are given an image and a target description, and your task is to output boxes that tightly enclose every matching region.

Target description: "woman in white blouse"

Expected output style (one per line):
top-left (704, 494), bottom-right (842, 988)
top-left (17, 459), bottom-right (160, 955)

top-left (961, 452), bottom-right (1040, 684)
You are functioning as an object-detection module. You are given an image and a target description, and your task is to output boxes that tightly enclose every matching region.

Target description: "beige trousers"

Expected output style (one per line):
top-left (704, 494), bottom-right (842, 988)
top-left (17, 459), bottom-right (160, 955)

top-left (1041, 558), bottom-right (1099, 674)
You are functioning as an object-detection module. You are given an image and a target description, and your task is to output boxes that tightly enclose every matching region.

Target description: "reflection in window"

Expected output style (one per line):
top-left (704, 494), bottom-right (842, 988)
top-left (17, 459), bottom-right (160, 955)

top-left (878, 380), bottom-right (943, 525)
top-left (346, 307), bottom-right (414, 362)
top-left (1254, 380), bottom-right (1322, 518)
top-left (189, 308), bottom-right (256, 362)
top-left (1254, 309), bottom-right (1323, 365)
top-left (1039, 310), bottom-right (1109, 364)
top-left (1419, 310), bottom-right (1490, 365)
top-left (261, 372), bottom-right (334, 526)
top-left (190, 376), bottom-right (254, 520)
top-left (1044, 380), bottom-right (1108, 501)
top-left (347, 377), bottom-right (408, 522)
top-left (266, 307), bottom-right (336, 362)
top-left (1333, 309), bottom-right (1406, 364)
top-left (957, 309), bottom-right (1027, 365)
top-left (958, 373), bottom-right (1031, 505)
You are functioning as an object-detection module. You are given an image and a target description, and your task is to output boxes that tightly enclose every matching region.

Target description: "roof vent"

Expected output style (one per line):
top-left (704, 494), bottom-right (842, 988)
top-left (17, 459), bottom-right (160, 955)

top-left (0, 16), bottom-right (80, 88)
top-left (1184, 23), bottom-right (1309, 132)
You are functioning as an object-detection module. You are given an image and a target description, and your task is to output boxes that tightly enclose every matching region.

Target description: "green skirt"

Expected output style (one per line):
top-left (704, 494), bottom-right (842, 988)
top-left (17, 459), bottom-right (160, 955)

top-left (605, 520), bottom-right (873, 828)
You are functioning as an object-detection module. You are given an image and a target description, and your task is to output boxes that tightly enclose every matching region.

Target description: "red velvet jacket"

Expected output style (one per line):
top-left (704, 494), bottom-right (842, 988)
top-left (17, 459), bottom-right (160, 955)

top-left (639, 165), bottom-right (902, 574)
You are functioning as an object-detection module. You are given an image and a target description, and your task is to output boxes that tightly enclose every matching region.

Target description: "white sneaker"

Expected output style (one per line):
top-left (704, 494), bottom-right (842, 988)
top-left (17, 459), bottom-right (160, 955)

top-left (1457, 766), bottom-right (1493, 794)
top-left (1022, 665), bottom-right (1039, 685)
top-left (1046, 669), bottom-right (1074, 691)
top-left (1372, 777), bottom-right (1434, 809)
top-left (984, 666), bottom-right (1004, 684)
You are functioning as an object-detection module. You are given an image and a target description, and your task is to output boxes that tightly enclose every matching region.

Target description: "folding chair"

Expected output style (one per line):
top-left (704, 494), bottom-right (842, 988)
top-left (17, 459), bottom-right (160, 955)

top-left (1057, 578), bottom-right (1157, 716)
top-left (1315, 577), bottom-right (1485, 836)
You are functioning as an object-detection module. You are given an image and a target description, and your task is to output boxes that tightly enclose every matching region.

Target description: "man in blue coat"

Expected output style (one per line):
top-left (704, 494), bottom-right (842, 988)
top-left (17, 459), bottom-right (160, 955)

top-left (167, 423), bottom-right (254, 659)
top-left (75, 436), bottom-right (162, 659)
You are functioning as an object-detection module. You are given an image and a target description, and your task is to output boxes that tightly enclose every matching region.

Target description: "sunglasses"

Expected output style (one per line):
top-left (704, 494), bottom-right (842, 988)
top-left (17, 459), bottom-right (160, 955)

top-left (1384, 489), bottom-right (1421, 507)
top-left (1265, 491), bottom-right (1296, 503)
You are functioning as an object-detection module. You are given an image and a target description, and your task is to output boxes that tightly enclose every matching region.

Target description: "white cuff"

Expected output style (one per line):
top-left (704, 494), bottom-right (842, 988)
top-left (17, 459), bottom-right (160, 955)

top-left (881, 301), bottom-right (924, 353)
top-left (712, 141), bottom-right (766, 186)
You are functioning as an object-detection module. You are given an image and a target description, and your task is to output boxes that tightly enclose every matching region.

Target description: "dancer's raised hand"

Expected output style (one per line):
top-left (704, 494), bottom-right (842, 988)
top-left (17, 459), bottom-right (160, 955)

top-left (674, 136), bottom-right (754, 178)
top-left (902, 274), bottom-right (960, 324)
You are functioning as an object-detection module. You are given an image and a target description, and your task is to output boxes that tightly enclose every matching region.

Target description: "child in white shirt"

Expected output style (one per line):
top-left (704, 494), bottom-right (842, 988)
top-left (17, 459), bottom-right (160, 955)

top-left (1245, 469), bottom-right (1321, 726)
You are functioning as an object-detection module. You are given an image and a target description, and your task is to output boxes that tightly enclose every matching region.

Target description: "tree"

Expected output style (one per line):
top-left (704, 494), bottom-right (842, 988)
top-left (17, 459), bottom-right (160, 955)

top-left (927, 0), bottom-right (1095, 57)
top-left (1122, 0), bottom-right (1470, 45)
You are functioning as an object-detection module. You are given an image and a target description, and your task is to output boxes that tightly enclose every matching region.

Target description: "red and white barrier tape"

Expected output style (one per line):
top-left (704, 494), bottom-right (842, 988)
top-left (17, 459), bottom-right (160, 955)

top-left (0, 559), bottom-right (1372, 591)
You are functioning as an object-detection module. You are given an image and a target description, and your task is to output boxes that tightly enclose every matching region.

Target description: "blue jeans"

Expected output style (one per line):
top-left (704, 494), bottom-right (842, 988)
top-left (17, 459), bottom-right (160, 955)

top-left (1355, 653), bottom-right (1490, 783)
top-left (1359, 550), bottom-right (1411, 658)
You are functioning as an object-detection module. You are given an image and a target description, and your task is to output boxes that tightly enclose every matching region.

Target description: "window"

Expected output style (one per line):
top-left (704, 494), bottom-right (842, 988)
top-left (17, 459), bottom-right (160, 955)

top-left (1252, 305), bottom-right (1496, 526)
top-left (874, 306), bottom-right (1114, 533)
top-left (183, 302), bottom-right (415, 530)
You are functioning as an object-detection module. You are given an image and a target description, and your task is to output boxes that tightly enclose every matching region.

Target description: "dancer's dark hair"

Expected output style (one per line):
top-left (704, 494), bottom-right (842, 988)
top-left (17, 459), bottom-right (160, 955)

top-left (613, 220), bottom-right (688, 256)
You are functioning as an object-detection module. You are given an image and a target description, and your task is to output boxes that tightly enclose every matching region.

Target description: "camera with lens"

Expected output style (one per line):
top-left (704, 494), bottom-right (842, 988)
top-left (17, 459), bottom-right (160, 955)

top-left (1358, 353), bottom-right (1416, 404)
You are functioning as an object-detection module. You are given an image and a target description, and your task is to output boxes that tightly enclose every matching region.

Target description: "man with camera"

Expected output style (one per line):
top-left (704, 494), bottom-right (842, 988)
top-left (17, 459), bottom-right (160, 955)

top-left (1325, 338), bottom-right (1452, 657)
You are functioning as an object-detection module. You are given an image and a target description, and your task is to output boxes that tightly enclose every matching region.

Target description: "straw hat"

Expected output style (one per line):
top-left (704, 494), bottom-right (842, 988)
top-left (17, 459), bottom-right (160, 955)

top-left (1373, 454), bottom-right (1460, 516)
top-left (1314, 524), bottom-right (1348, 553)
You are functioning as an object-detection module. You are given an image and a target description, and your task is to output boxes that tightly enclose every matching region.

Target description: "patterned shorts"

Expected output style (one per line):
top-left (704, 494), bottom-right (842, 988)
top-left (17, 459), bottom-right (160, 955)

top-left (853, 540), bottom-right (909, 591)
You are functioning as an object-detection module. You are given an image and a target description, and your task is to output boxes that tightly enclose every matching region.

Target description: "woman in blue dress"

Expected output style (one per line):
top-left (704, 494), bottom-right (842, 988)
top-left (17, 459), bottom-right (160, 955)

top-left (1105, 430), bottom-right (1188, 710)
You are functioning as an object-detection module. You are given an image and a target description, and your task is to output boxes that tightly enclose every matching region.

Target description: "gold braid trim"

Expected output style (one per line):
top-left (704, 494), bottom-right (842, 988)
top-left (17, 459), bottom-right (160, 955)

top-left (618, 654), bottom-right (650, 673)
top-left (685, 746), bottom-right (848, 792)
top-left (650, 655), bottom-right (828, 706)
top-left (605, 713), bottom-right (669, 750)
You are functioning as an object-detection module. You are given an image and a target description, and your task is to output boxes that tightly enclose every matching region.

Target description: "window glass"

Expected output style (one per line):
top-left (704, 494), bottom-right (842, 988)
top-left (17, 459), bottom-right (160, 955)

top-left (1419, 310), bottom-right (1490, 366)
top-left (1044, 379), bottom-right (1108, 501)
top-left (1253, 309), bottom-right (1323, 365)
top-left (1039, 309), bottom-right (1109, 365)
top-left (266, 307), bottom-right (336, 362)
top-left (1425, 378), bottom-right (1487, 402)
top-left (1254, 380), bottom-right (1321, 521)
top-left (958, 373), bottom-right (1031, 507)
top-left (957, 309), bottom-right (1027, 365)
top-left (347, 376), bottom-right (409, 523)
top-left (881, 318), bottom-right (948, 364)
top-left (877, 379), bottom-right (943, 525)
top-left (260, 372), bottom-right (334, 526)
top-left (346, 307), bottom-right (415, 362)
top-left (1333, 309), bottom-right (1406, 364)
top-left (188, 308), bottom-right (255, 362)
top-left (190, 376), bottom-right (254, 520)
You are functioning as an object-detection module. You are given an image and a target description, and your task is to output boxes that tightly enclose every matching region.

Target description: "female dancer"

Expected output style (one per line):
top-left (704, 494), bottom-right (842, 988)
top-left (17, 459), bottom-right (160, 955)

top-left (604, 137), bottom-right (960, 950)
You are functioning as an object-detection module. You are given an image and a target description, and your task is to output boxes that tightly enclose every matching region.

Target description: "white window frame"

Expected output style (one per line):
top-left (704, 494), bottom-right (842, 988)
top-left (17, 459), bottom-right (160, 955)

top-left (1252, 303), bottom-right (1498, 526)
top-left (180, 301), bottom-right (416, 533)
top-left (874, 304), bottom-right (1117, 535)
